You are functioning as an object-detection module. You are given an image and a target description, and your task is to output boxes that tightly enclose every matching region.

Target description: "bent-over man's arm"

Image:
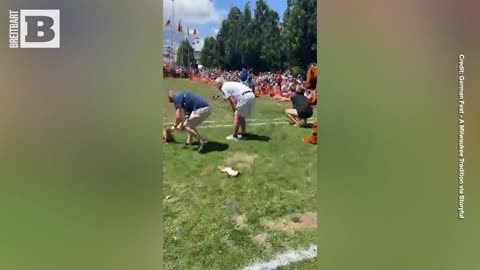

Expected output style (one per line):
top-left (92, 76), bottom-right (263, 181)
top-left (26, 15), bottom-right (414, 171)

top-left (175, 108), bottom-right (183, 127)
top-left (229, 97), bottom-right (236, 113)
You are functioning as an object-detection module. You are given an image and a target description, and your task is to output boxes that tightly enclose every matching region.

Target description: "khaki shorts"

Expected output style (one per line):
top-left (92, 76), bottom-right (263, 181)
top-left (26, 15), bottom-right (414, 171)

top-left (286, 108), bottom-right (312, 119)
top-left (235, 93), bottom-right (255, 117)
top-left (184, 106), bottom-right (211, 128)
top-left (285, 108), bottom-right (298, 116)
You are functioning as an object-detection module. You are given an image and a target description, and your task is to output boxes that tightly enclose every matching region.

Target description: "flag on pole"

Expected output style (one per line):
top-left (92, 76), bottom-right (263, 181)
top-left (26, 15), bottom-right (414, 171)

top-left (177, 21), bottom-right (183, 32)
top-left (164, 18), bottom-right (171, 28)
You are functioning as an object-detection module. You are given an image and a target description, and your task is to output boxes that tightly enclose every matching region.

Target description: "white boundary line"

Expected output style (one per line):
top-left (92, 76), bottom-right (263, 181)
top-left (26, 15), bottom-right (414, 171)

top-left (163, 121), bottom-right (290, 128)
top-left (241, 245), bottom-right (317, 270)
top-left (164, 118), bottom-right (286, 126)
top-left (201, 118), bottom-right (285, 123)
top-left (198, 122), bottom-right (290, 128)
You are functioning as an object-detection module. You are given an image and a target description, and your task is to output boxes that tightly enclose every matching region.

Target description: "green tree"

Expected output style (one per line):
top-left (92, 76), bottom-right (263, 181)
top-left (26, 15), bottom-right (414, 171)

top-left (241, 2), bottom-right (255, 68)
top-left (176, 39), bottom-right (196, 67)
top-left (260, 8), bottom-right (283, 71)
top-left (199, 37), bottom-right (218, 68)
top-left (252, 0), bottom-right (283, 71)
top-left (197, 0), bottom-right (316, 72)
top-left (281, 0), bottom-right (317, 69)
top-left (222, 7), bottom-right (244, 70)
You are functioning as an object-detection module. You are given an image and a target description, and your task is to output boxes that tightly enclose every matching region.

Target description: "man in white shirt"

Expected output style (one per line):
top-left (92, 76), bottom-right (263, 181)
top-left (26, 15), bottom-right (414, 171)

top-left (215, 77), bottom-right (256, 141)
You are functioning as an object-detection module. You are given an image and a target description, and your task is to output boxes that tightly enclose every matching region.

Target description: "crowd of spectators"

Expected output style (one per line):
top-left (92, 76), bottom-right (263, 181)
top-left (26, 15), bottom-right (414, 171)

top-left (190, 67), bottom-right (315, 102)
top-left (163, 63), bottom-right (315, 102)
top-left (163, 64), bottom-right (190, 78)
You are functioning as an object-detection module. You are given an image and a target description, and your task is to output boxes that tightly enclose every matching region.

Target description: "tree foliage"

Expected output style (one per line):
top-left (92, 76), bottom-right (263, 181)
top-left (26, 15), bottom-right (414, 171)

top-left (199, 0), bottom-right (317, 72)
top-left (199, 37), bottom-right (218, 68)
top-left (282, 0), bottom-right (317, 69)
top-left (176, 39), bottom-right (196, 67)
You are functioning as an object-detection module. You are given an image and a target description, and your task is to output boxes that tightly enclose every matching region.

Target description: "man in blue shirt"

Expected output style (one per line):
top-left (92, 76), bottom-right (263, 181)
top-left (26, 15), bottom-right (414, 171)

top-left (240, 68), bottom-right (249, 84)
top-left (167, 90), bottom-right (211, 153)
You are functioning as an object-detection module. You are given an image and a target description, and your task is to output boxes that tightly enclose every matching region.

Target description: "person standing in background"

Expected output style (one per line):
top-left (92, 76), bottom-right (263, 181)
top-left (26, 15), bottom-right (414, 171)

top-left (240, 68), bottom-right (249, 84)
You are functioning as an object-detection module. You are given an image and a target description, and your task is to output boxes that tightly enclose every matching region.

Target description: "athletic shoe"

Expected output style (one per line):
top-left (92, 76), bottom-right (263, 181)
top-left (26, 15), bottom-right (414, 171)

top-left (226, 135), bottom-right (239, 141)
top-left (198, 140), bottom-right (207, 153)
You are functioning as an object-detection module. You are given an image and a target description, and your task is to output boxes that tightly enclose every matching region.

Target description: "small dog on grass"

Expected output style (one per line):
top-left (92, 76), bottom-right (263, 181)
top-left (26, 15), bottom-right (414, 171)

top-left (163, 128), bottom-right (175, 143)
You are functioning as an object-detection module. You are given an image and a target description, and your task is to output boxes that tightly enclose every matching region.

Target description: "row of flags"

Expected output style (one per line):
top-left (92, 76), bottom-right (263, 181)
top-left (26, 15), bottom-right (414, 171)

top-left (164, 18), bottom-right (198, 35)
top-left (164, 18), bottom-right (200, 45)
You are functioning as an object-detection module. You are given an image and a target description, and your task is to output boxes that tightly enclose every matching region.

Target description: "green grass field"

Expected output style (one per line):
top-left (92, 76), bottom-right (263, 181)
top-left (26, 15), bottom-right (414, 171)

top-left (162, 79), bottom-right (317, 270)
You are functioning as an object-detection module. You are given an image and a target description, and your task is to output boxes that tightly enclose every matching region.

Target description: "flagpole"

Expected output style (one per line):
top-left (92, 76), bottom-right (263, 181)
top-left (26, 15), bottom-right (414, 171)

top-left (180, 24), bottom-right (183, 67)
top-left (171, 0), bottom-right (175, 65)
top-left (177, 26), bottom-right (184, 67)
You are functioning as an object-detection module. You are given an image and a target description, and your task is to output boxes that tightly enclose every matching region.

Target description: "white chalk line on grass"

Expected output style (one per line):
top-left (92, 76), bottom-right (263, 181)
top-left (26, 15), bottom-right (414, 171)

top-left (198, 122), bottom-right (290, 128)
top-left (164, 120), bottom-right (291, 128)
top-left (240, 244), bottom-right (317, 270)
top-left (202, 118), bottom-right (286, 123)
top-left (162, 121), bottom-right (290, 128)
top-left (164, 118), bottom-right (286, 126)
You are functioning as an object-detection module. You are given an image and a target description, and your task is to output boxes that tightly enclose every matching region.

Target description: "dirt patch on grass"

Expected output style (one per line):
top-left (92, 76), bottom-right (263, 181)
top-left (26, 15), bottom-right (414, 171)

top-left (252, 232), bottom-right (272, 248)
top-left (232, 214), bottom-right (248, 230)
top-left (224, 152), bottom-right (258, 169)
top-left (261, 212), bottom-right (317, 236)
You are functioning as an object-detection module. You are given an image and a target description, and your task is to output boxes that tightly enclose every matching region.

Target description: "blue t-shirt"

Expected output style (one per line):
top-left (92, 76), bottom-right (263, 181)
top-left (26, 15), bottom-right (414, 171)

top-left (174, 91), bottom-right (209, 115)
top-left (240, 71), bottom-right (248, 82)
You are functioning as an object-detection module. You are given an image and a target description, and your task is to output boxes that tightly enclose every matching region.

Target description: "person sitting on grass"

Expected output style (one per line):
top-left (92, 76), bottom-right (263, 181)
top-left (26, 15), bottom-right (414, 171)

top-left (275, 83), bottom-right (295, 102)
top-left (167, 90), bottom-right (211, 153)
top-left (271, 83), bottom-right (281, 99)
top-left (284, 86), bottom-right (313, 127)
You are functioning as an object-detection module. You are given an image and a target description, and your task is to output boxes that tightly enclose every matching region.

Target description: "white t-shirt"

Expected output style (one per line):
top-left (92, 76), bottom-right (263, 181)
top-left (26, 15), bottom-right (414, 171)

top-left (221, 82), bottom-right (252, 102)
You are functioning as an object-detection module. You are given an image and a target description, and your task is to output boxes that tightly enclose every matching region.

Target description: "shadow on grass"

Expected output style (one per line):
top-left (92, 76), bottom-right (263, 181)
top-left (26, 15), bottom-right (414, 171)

top-left (198, 141), bottom-right (229, 154)
top-left (243, 133), bottom-right (271, 142)
top-left (166, 140), bottom-right (229, 154)
top-left (301, 123), bottom-right (314, 128)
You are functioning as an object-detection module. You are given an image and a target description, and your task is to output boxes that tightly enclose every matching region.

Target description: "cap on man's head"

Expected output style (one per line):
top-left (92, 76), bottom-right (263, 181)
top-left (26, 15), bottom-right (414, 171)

top-left (168, 90), bottom-right (176, 102)
top-left (215, 77), bottom-right (226, 85)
